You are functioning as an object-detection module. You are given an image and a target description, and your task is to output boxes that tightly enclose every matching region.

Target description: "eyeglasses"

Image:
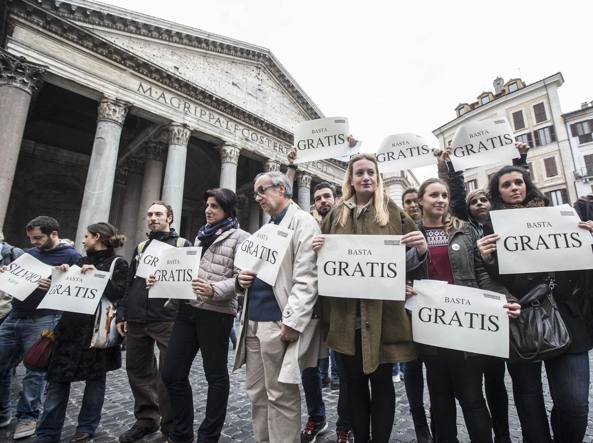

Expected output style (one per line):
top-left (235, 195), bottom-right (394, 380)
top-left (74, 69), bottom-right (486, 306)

top-left (253, 183), bottom-right (280, 200)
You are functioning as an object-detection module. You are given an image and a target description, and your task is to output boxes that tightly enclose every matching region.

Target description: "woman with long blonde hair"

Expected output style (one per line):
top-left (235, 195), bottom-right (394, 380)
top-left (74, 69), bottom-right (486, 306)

top-left (313, 153), bottom-right (428, 442)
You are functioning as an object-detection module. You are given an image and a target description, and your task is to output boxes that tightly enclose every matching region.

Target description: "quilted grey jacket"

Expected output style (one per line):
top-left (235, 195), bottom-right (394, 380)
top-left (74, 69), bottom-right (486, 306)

top-left (190, 228), bottom-right (249, 315)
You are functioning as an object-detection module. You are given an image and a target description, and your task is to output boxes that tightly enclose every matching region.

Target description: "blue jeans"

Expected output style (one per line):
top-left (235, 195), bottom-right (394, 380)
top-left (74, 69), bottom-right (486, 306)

top-left (302, 364), bottom-right (325, 421)
top-left (508, 351), bottom-right (590, 443)
top-left (36, 375), bottom-right (106, 442)
top-left (0, 315), bottom-right (11, 421)
top-left (0, 312), bottom-right (61, 421)
top-left (318, 357), bottom-right (329, 382)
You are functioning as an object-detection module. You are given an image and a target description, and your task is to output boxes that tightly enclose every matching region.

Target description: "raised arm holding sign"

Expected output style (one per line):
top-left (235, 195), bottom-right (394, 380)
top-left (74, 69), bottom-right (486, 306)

top-left (450, 118), bottom-right (516, 170)
top-left (293, 117), bottom-right (350, 163)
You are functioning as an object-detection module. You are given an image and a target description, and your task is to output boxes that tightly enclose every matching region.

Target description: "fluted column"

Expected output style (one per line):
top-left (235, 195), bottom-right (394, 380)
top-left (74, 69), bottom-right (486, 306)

top-left (162, 124), bottom-right (191, 231)
top-left (262, 160), bottom-right (281, 223)
top-left (136, 142), bottom-right (165, 244)
top-left (219, 143), bottom-right (241, 191)
top-left (297, 172), bottom-right (312, 210)
top-left (109, 167), bottom-right (128, 227)
top-left (75, 97), bottom-right (129, 249)
top-left (119, 157), bottom-right (144, 258)
top-left (0, 50), bottom-right (46, 231)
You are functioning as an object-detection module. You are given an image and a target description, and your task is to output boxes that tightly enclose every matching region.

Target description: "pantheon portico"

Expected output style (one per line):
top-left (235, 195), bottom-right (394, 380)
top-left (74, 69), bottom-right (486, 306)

top-left (0, 0), bottom-right (347, 257)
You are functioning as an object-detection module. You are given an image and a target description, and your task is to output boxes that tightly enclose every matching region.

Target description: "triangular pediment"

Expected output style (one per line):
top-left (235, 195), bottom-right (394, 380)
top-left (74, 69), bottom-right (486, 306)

top-left (83, 27), bottom-right (310, 131)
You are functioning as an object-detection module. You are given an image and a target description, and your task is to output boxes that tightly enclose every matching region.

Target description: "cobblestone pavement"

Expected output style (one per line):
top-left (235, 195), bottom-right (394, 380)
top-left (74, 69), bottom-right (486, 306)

top-left (3, 347), bottom-right (593, 442)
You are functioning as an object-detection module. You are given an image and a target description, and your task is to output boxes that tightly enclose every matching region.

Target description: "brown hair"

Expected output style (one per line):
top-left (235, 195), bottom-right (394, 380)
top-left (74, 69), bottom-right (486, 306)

top-left (418, 178), bottom-right (463, 234)
top-left (150, 200), bottom-right (174, 225)
top-left (87, 222), bottom-right (126, 249)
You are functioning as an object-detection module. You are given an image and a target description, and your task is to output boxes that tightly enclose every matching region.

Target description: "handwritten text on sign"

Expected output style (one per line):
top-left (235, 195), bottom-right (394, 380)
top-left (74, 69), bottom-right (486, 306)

top-left (450, 118), bottom-right (516, 170)
top-left (149, 247), bottom-right (201, 299)
top-left (489, 205), bottom-right (593, 274)
top-left (234, 224), bottom-right (293, 286)
top-left (294, 117), bottom-right (350, 163)
top-left (411, 280), bottom-right (509, 358)
top-left (38, 265), bottom-right (110, 315)
top-left (317, 235), bottom-right (406, 300)
top-left (0, 254), bottom-right (53, 301)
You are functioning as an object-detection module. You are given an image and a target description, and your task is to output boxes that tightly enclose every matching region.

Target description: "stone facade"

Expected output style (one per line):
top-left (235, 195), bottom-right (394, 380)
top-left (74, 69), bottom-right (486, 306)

top-left (0, 0), bottom-right (346, 249)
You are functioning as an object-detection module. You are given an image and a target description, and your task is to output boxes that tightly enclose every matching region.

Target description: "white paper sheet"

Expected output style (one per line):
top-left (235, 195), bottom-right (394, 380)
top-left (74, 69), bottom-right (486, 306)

top-left (149, 247), bottom-right (201, 299)
top-left (0, 253), bottom-right (53, 301)
top-left (294, 117), bottom-right (350, 163)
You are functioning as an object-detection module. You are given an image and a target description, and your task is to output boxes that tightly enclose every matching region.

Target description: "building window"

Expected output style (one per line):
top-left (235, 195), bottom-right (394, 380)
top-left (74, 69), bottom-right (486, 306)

top-left (545, 189), bottom-right (568, 206)
top-left (508, 82), bottom-right (518, 93)
top-left (465, 179), bottom-right (477, 193)
top-left (570, 120), bottom-right (593, 144)
top-left (481, 95), bottom-right (490, 105)
top-left (544, 157), bottom-right (558, 177)
top-left (584, 154), bottom-right (593, 176)
top-left (512, 111), bottom-right (525, 130)
top-left (534, 125), bottom-right (556, 146)
top-left (533, 102), bottom-right (547, 123)
top-left (515, 133), bottom-right (534, 148)
top-left (528, 162), bottom-right (535, 176)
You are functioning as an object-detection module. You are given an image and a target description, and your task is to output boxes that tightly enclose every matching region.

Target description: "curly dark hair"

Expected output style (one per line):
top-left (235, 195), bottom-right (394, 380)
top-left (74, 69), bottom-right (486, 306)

top-left (487, 165), bottom-right (547, 209)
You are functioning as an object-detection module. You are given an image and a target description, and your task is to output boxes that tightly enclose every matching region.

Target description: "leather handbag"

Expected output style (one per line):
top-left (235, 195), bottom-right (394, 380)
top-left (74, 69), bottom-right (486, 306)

top-left (23, 329), bottom-right (56, 371)
top-left (509, 275), bottom-right (571, 361)
top-left (90, 258), bottom-right (122, 349)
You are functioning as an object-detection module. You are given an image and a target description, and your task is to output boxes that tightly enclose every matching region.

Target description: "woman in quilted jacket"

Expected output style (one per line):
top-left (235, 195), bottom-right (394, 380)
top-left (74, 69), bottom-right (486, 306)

top-left (155, 188), bottom-right (248, 443)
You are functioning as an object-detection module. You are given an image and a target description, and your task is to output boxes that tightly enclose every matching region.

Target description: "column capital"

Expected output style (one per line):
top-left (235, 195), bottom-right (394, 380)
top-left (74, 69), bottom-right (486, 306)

top-left (127, 156), bottom-right (145, 174)
top-left (264, 159), bottom-right (281, 173)
top-left (0, 50), bottom-right (46, 95)
top-left (297, 172), bottom-right (312, 188)
top-left (115, 166), bottom-right (129, 185)
top-left (97, 97), bottom-right (129, 126)
top-left (220, 143), bottom-right (241, 165)
top-left (143, 142), bottom-right (166, 162)
top-left (168, 123), bottom-right (191, 146)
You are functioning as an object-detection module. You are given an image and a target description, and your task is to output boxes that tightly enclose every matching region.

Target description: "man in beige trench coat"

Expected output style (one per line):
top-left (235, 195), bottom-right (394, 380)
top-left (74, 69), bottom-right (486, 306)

top-left (234, 171), bottom-right (321, 443)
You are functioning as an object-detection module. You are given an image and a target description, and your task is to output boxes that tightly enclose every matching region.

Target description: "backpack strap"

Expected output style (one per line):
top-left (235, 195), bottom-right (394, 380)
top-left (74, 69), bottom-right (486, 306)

top-left (137, 240), bottom-right (148, 255)
top-left (108, 257), bottom-right (120, 280)
top-left (176, 237), bottom-right (187, 248)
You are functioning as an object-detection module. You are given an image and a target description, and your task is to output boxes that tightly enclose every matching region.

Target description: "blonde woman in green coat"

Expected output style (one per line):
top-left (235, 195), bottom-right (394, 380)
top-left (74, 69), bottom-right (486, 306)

top-left (313, 153), bottom-right (427, 443)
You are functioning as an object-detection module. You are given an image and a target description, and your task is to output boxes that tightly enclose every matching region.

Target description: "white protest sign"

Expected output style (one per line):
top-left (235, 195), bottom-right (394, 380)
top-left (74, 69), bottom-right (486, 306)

top-left (450, 118), bottom-right (516, 170)
top-left (149, 247), bottom-right (201, 299)
top-left (317, 235), bottom-right (406, 300)
top-left (38, 265), bottom-right (110, 315)
top-left (0, 253), bottom-right (53, 301)
top-left (234, 223), bottom-right (293, 285)
top-left (294, 117), bottom-right (350, 163)
top-left (335, 139), bottom-right (362, 162)
top-left (376, 133), bottom-right (437, 173)
top-left (411, 279), bottom-right (509, 358)
top-left (489, 205), bottom-right (593, 274)
top-left (135, 240), bottom-right (174, 279)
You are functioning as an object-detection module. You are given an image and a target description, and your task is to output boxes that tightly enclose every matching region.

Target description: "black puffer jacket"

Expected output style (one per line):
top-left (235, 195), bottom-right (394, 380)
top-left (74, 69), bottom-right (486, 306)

top-left (118, 229), bottom-right (191, 323)
top-left (47, 249), bottom-right (129, 382)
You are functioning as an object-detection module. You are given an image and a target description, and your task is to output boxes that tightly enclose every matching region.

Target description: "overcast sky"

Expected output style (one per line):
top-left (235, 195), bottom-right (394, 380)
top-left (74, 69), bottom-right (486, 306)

top-left (100, 0), bottom-right (593, 181)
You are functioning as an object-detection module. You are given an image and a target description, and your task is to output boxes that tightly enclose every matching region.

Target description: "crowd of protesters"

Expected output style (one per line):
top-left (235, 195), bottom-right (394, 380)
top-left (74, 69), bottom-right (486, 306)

top-left (0, 140), bottom-right (592, 443)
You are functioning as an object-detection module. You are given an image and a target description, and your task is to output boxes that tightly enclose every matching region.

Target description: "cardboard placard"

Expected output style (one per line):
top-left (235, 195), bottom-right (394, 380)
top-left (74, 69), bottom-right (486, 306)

top-left (376, 133), bottom-right (437, 173)
top-left (0, 253), bottom-right (53, 301)
top-left (134, 240), bottom-right (174, 279)
top-left (294, 117), bottom-right (350, 163)
top-left (148, 247), bottom-right (201, 299)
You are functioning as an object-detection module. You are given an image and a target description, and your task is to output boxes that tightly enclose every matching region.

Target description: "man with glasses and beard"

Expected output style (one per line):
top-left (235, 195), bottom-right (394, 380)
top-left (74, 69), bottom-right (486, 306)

top-left (0, 216), bottom-right (80, 440)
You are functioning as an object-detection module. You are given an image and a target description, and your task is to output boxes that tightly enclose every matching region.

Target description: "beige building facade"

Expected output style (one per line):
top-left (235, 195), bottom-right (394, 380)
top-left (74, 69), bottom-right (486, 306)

top-left (433, 73), bottom-right (576, 205)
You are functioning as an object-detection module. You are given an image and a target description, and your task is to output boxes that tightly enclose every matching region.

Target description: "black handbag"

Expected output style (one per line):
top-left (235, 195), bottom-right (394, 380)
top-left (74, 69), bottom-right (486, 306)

top-left (509, 275), bottom-right (572, 362)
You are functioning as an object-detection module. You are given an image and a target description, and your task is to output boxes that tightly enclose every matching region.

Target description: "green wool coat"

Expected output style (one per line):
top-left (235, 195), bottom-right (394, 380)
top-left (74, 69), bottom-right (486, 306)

top-left (320, 197), bottom-right (424, 374)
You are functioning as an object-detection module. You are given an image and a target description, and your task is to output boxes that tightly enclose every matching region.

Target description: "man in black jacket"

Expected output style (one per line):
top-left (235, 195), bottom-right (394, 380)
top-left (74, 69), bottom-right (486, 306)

top-left (116, 201), bottom-right (190, 443)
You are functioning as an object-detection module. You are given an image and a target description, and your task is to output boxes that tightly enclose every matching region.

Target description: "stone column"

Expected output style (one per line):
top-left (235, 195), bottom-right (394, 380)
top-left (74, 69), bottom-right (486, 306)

top-left (136, 142), bottom-right (165, 244)
top-left (0, 51), bottom-right (46, 231)
top-left (249, 201), bottom-right (261, 233)
top-left (262, 160), bottom-right (281, 223)
top-left (75, 97), bottom-right (129, 249)
top-left (297, 172), bottom-right (312, 211)
top-left (109, 167), bottom-right (128, 227)
top-left (118, 157), bottom-right (144, 257)
top-left (219, 143), bottom-right (241, 191)
top-left (161, 124), bottom-right (191, 231)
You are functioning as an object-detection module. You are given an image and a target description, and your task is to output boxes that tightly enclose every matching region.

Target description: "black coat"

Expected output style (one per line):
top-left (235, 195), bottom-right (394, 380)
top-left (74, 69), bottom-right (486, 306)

top-left (117, 229), bottom-right (190, 323)
top-left (46, 249), bottom-right (129, 382)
